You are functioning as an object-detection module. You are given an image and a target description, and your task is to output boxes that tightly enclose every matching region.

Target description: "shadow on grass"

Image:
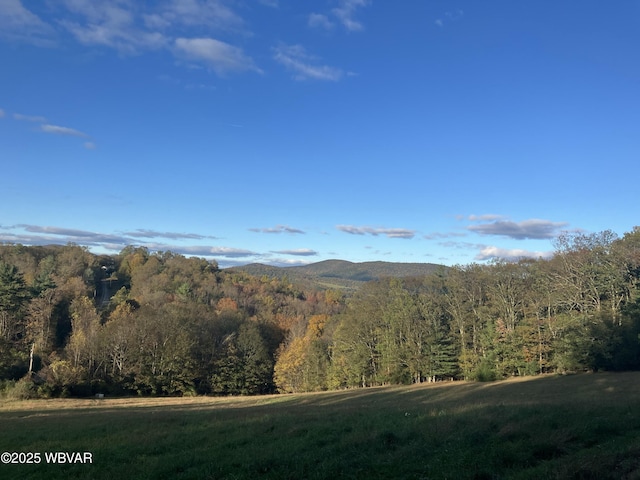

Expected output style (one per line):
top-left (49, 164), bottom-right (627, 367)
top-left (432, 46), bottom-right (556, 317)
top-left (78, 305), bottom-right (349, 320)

top-left (2, 371), bottom-right (639, 419)
top-left (1, 372), bottom-right (640, 480)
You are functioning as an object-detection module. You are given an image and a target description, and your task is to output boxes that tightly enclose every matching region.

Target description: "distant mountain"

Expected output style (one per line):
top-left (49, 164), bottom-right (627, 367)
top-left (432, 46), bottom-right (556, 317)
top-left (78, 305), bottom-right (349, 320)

top-left (227, 259), bottom-right (446, 291)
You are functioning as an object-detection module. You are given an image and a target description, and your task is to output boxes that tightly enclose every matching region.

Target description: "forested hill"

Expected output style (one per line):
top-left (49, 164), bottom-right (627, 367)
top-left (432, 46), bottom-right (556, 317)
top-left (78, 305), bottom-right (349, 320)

top-left (228, 260), bottom-right (445, 290)
top-left (1, 227), bottom-right (640, 399)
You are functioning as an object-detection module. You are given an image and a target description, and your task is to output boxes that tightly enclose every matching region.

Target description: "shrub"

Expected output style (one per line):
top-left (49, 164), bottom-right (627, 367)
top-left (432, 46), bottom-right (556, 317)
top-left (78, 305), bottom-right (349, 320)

top-left (472, 359), bottom-right (498, 382)
top-left (7, 377), bottom-right (38, 400)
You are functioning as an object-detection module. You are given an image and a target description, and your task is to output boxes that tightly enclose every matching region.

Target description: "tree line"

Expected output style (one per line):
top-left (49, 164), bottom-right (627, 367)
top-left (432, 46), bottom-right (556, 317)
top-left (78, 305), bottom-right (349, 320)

top-left (1, 227), bottom-right (639, 398)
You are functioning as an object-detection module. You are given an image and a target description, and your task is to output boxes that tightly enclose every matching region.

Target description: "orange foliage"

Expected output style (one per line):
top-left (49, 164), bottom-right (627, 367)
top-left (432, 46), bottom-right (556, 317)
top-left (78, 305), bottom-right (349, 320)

top-left (216, 297), bottom-right (238, 312)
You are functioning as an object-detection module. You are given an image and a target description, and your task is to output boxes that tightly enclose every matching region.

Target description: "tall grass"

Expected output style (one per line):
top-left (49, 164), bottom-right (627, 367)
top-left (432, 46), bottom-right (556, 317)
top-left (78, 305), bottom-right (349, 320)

top-left (1, 372), bottom-right (639, 479)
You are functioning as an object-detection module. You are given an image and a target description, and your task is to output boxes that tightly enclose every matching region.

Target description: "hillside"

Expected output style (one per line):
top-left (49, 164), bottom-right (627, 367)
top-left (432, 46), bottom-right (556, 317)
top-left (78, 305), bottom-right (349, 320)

top-left (227, 259), bottom-right (446, 290)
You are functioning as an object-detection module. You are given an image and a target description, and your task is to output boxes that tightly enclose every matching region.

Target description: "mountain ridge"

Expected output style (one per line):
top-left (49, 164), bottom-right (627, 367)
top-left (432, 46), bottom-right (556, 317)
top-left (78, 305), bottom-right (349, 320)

top-left (227, 259), bottom-right (446, 290)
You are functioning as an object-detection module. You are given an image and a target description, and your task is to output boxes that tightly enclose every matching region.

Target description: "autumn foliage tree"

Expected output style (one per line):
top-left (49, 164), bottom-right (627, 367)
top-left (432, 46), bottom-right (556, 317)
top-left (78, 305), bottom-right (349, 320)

top-left (274, 314), bottom-right (330, 393)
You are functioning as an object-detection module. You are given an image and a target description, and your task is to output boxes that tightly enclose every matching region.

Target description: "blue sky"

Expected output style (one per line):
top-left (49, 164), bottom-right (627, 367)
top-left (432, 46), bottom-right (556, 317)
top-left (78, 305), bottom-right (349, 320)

top-left (1, 1), bottom-right (639, 268)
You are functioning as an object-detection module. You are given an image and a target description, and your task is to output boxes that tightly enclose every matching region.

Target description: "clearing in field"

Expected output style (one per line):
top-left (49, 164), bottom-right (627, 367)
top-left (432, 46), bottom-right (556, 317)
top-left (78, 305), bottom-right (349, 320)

top-left (1, 372), bottom-right (640, 479)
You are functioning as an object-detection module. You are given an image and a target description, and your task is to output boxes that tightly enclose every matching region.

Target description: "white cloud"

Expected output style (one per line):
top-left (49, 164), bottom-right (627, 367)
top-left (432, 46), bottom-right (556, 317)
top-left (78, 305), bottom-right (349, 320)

top-left (123, 229), bottom-right (214, 240)
top-left (0, 0), bottom-right (54, 45)
top-left (88, 243), bottom-right (257, 258)
top-left (308, 13), bottom-right (334, 30)
top-left (0, 0), bottom-right (45, 26)
top-left (60, 0), bottom-right (135, 52)
top-left (142, 13), bottom-right (171, 30)
top-left (12, 224), bottom-right (129, 245)
top-left (476, 246), bottom-right (553, 262)
top-left (61, 0), bottom-right (131, 24)
top-left (10, 113), bottom-right (97, 146)
top-left (271, 249), bottom-right (318, 256)
top-left (0, 108), bottom-right (4, 117)
top-left (175, 37), bottom-right (261, 76)
top-left (331, 0), bottom-right (369, 32)
top-left (1, 224), bottom-right (259, 260)
top-left (60, 3), bottom-right (168, 55)
top-left (41, 124), bottom-right (90, 138)
top-left (58, 1), bottom-right (211, 54)
top-left (336, 225), bottom-right (416, 239)
top-left (266, 258), bottom-right (312, 267)
top-left (151, 0), bottom-right (244, 31)
top-left (273, 44), bottom-right (342, 81)
top-left (2, 1), bottom-right (261, 79)
top-left (23, 225), bottom-right (99, 237)
top-left (140, 244), bottom-right (258, 259)
top-left (434, 19), bottom-right (443, 28)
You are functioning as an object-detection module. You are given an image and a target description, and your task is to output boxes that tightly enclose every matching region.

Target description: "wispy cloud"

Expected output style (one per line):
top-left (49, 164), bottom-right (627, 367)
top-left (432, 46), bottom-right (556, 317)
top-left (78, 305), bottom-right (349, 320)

top-left (308, 13), bottom-right (334, 30)
top-left (145, 0), bottom-right (244, 32)
top-left (467, 219), bottom-right (568, 240)
top-left (59, 0), bottom-right (168, 54)
top-left (1, 1), bottom-right (258, 78)
top-left (0, 224), bottom-right (254, 259)
top-left (13, 225), bottom-right (130, 245)
top-left (475, 246), bottom-right (554, 262)
top-left (258, 0), bottom-right (279, 8)
top-left (0, 108), bottom-right (4, 117)
top-left (309, 0), bottom-right (369, 32)
top-left (170, 246), bottom-right (256, 258)
top-left (271, 249), bottom-right (318, 256)
top-left (57, 0), bottom-right (246, 56)
top-left (446, 9), bottom-right (464, 21)
top-left (273, 44), bottom-right (343, 81)
top-left (175, 37), bottom-right (261, 76)
top-left (438, 240), bottom-right (486, 251)
top-left (0, 0), bottom-right (54, 45)
top-left (267, 258), bottom-right (312, 267)
top-left (62, 22), bottom-right (167, 53)
top-left (40, 124), bottom-right (90, 138)
top-left (423, 232), bottom-right (467, 240)
top-left (6, 109), bottom-right (96, 148)
top-left (337, 225), bottom-right (416, 239)
top-left (249, 225), bottom-right (305, 234)
top-left (22, 225), bottom-right (103, 237)
top-left (467, 214), bottom-right (505, 222)
top-left (14, 113), bottom-right (47, 122)
top-left (331, 0), bottom-right (369, 32)
top-left (123, 229), bottom-right (216, 240)
top-left (435, 8), bottom-right (464, 28)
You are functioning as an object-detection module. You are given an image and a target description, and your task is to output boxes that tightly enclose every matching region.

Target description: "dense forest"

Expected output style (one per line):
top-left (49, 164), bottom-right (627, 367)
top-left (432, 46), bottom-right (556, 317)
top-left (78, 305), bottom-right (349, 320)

top-left (1, 227), bottom-right (639, 398)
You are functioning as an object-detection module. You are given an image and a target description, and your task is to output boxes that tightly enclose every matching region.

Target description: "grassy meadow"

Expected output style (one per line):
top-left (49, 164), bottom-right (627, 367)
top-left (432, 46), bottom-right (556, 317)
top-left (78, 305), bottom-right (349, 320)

top-left (1, 372), bottom-right (640, 479)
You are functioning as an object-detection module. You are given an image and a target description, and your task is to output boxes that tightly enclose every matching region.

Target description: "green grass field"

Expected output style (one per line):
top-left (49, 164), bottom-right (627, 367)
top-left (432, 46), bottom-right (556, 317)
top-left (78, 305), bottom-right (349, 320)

top-left (1, 372), bottom-right (640, 479)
